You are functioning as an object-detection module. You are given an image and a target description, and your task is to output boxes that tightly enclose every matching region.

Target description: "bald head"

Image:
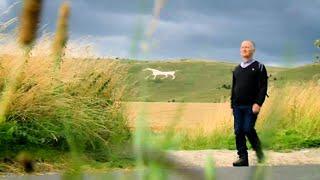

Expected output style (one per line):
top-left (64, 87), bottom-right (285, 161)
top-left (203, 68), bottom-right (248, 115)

top-left (240, 40), bottom-right (256, 61)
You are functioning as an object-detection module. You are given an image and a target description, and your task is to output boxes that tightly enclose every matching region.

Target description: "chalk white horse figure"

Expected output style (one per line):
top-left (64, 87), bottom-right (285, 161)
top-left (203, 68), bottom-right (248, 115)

top-left (143, 68), bottom-right (177, 80)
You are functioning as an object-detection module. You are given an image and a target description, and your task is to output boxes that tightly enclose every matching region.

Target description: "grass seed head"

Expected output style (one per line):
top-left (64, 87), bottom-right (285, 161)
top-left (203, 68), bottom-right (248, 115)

top-left (53, 2), bottom-right (70, 55)
top-left (18, 0), bottom-right (43, 46)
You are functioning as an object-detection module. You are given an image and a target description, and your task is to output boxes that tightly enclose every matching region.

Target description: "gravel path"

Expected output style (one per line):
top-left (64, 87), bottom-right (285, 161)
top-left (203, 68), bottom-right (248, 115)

top-left (2, 149), bottom-right (320, 180)
top-left (167, 148), bottom-right (320, 167)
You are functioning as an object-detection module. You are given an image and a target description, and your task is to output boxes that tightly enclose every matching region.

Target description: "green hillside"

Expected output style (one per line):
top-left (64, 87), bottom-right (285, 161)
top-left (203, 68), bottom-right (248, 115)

top-left (122, 60), bottom-right (288, 102)
top-left (272, 64), bottom-right (320, 87)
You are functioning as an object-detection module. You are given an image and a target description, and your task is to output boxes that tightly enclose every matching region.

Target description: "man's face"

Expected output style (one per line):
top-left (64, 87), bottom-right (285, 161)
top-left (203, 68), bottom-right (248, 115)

top-left (240, 41), bottom-right (255, 60)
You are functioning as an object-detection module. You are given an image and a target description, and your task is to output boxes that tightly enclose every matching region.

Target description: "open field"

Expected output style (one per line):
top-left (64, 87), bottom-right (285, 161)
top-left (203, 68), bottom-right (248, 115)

top-left (124, 81), bottom-right (320, 150)
top-left (124, 102), bottom-right (233, 133)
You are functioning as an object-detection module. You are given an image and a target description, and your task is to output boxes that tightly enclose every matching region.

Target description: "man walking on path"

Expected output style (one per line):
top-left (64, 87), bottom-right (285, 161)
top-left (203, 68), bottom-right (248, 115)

top-left (231, 40), bottom-right (268, 166)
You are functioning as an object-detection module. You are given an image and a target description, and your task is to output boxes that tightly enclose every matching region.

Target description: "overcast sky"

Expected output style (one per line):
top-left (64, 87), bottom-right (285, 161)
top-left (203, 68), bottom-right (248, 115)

top-left (1, 0), bottom-right (320, 66)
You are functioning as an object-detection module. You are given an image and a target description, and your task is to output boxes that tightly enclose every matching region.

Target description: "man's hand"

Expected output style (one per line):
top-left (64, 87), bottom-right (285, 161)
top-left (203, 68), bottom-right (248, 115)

top-left (252, 103), bottom-right (261, 114)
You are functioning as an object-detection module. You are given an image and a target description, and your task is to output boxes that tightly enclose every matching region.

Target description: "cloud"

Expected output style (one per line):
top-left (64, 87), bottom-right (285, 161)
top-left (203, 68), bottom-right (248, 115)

top-left (2, 0), bottom-right (319, 66)
top-left (87, 35), bottom-right (132, 58)
top-left (0, 0), bottom-right (8, 12)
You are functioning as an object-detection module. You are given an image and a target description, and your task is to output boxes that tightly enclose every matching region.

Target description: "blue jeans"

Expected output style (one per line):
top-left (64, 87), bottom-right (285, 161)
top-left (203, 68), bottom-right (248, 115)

top-left (233, 105), bottom-right (262, 158)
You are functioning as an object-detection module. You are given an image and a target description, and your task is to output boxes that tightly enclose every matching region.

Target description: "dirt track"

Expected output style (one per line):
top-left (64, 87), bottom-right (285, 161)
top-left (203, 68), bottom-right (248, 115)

top-left (167, 148), bottom-right (320, 167)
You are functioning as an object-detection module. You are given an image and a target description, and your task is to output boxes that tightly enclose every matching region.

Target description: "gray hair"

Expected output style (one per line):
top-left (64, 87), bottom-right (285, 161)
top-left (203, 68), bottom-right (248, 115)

top-left (242, 40), bottom-right (256, 50)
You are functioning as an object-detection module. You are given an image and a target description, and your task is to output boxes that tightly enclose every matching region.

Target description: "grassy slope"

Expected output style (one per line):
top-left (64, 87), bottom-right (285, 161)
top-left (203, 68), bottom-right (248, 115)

top-left (273, 63), bottom-right (320, 86)
top-left (123, 59), bottom-right (287, 102)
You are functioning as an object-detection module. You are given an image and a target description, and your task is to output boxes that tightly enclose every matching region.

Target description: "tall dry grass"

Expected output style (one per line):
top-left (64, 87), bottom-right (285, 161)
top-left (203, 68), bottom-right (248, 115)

top-left (0, 0), bottom-right (43, 123)
top-left (0, 1), bottom-right (131, 169)
top-left (258, 82), bottom-right (320, 149)
top-left (0, 54), bottom-right (130, 149)
top-left (170, 83), bottom-right (320, 149)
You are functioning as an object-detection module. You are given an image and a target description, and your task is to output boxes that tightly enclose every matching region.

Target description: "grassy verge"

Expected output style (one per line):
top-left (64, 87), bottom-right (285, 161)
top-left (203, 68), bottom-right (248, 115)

top-left (0, 56), bottom-right (133, 173)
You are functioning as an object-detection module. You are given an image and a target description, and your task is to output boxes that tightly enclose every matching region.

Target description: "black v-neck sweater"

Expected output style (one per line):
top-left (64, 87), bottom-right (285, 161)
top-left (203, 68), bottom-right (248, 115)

top-left (231, 61), bottom-right (268, 108)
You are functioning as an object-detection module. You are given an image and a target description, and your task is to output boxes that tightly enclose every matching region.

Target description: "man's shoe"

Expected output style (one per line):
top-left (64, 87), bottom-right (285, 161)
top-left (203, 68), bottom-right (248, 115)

top-left (256, 149), bottom-right (265, 163)
top-left (232, 158), bottom-right (249, 166)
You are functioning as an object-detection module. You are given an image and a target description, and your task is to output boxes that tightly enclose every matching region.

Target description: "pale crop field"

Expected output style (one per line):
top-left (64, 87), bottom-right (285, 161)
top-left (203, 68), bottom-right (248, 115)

top-left (124, 101), bottom-right (271, 134)
top-left (124, 80), bottom-right (319, 135)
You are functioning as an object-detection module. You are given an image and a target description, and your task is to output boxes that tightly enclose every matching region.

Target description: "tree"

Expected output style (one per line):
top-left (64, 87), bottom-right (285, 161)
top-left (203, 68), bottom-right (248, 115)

top-left (314, 39), bottom-right (320, 63)
top-left (314, 39), bottom-right (320, 48)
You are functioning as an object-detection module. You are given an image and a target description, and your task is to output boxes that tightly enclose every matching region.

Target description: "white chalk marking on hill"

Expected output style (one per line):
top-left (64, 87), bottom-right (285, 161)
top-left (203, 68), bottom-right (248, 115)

top-left (143, 68), bottom-right (178, 80)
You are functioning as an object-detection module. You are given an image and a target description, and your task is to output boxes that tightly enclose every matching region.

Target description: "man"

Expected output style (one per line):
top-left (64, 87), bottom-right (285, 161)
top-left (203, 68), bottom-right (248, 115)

top-left (231, 40), bottom-right (268, 166)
